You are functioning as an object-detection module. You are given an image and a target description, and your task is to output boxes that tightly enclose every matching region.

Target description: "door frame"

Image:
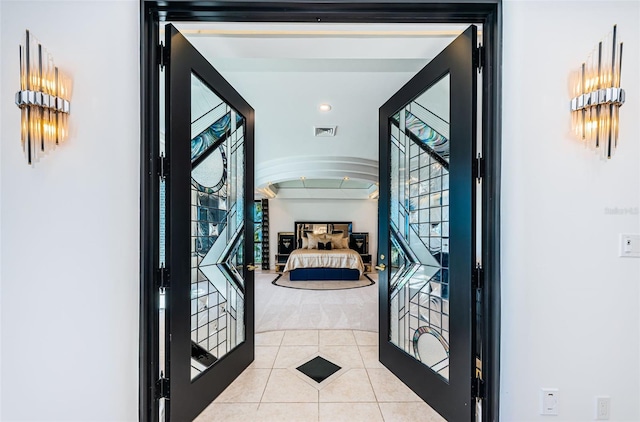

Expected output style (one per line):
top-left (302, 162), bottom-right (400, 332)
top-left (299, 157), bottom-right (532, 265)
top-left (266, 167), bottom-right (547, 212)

top-left (140, 1), bottom-right (502, 421)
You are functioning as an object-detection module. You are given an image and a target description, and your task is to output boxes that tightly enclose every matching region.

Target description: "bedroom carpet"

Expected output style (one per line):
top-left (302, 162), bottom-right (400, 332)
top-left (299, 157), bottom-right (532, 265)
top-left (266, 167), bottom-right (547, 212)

top-left (271, 273), bottom-right (375, 291)
top-left (255, 271), bottom-right (378, 333)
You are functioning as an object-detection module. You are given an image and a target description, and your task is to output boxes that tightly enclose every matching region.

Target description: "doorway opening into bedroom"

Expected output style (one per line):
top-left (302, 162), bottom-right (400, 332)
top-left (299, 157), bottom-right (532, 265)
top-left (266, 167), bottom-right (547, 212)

top-left (141, 3), bottom-right (501, 421)
top-left (166, 22), bottom-right (470, 338)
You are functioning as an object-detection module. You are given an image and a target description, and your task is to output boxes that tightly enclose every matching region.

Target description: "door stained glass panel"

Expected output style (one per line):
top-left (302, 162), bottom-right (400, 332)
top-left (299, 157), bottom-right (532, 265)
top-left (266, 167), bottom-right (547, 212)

top-left (388, 74), bottom-right (451, 381)
top-left (189, 73), bottom-right (246, 379)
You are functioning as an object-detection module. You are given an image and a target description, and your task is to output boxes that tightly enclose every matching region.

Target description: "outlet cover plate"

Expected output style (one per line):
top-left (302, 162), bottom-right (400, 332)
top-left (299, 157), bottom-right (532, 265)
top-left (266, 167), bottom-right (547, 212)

top-left (541, 388), bottom-right (559, 415)
top-left (596, 396), bottom-right (611, 420)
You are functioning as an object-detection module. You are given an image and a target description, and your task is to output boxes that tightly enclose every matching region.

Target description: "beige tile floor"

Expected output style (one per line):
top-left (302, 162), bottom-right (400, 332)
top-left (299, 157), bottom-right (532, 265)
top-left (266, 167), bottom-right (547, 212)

top-left (195, 329), bottom-right (445, 422)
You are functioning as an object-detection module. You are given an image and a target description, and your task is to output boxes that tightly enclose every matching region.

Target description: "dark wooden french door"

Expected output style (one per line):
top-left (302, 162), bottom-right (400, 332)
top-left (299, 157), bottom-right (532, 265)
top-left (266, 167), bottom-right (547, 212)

top-left (378, 25), bottom-right (480, 421)
top-left (164, 24), bottom-right (255, 421)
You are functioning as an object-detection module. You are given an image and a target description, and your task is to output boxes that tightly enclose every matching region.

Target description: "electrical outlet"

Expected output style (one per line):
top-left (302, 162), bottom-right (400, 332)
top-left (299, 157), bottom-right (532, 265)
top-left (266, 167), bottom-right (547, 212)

top-left (540, 388), bottom-right (559, 416)
top-left (596, 396), bottom-right (611, 420)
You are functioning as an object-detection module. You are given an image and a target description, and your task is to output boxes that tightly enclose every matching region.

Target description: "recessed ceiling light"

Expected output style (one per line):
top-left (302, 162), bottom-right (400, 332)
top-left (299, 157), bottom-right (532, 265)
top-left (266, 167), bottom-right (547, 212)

top-left (319, 103), bottom-right (332, 112)
top-left (343, 176), bottom-right (350, 181)
top-left (300, 176), bottom-right (306, 180)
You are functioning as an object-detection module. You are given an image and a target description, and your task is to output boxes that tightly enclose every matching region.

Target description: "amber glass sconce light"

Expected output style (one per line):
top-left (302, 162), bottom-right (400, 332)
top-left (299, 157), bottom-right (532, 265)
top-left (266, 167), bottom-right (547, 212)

top-left (15, 30), bottom-right (71, 165)
top-left (570, 25), bottom-right (625, 159)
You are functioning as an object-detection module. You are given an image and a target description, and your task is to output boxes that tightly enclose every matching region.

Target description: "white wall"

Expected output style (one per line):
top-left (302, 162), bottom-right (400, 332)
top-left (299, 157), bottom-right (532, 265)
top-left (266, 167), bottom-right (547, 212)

top-left (501, 1), bottom-right (640, 421)
top-left (0, 1), bottom-right (139, 420)
top-left (269, 199), bottom-right (379, 268)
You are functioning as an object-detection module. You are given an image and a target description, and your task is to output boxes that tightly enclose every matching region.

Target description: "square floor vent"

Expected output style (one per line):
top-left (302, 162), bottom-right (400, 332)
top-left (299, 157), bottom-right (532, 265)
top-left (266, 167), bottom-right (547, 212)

top-left (314, 126), bottom-right (337, 137)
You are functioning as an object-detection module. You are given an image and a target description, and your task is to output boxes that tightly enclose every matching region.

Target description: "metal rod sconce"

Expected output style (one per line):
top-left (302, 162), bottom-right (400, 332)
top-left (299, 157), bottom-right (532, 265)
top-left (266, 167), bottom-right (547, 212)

top-left (570, 25), bottom-right (624, 159)
top-left (15, 30), bottom-right (71, 165)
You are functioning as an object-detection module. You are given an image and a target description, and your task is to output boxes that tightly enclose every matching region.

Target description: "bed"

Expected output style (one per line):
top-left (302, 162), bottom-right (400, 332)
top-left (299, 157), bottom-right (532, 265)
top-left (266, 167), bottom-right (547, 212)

top-left (283, 221), bottom-right (365, 281)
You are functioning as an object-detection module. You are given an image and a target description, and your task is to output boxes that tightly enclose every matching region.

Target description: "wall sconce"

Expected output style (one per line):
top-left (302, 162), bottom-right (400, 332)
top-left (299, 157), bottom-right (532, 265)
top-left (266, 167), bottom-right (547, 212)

top-left (570, 25), bottom-right (624, 159)
top-left (15, 30), bottom-right (71, 165)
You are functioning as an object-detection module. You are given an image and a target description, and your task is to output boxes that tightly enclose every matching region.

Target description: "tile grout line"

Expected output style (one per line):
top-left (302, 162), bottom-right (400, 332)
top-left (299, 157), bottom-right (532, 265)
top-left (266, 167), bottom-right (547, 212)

top-left (351, 330), bottom-right (368, 369)
top-left (255, 331), bottom-right (285, 410)
top-left (256, 367), bottom-right (273, 411)
top-left (316, 331), bottom-right (320, 421)
top-left (355, 331), bottom-right (387, 422)
top-left (350, 329), bottom-right (386, 421)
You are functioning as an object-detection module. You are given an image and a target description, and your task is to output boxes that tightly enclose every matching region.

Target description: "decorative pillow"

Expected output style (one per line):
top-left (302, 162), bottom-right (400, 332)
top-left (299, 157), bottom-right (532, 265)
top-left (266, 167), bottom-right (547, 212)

top-left (318, 241), bottom-right (332, 250)
top-left (307, 233), bottom-right (324, 249)
top-left (327, 233), bottom-right (347, 249)
top-left (301, 237), bottom-right (309, 249)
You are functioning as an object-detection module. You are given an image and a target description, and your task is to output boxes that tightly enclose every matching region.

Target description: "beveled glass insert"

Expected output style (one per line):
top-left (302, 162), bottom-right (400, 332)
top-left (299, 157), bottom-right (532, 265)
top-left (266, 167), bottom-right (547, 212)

top-left (296, 356), bottom-right (341, 383)
top-left (388, 73), bottom-right (450, 381)
top-left (190, 73), bottom-right (246, 380)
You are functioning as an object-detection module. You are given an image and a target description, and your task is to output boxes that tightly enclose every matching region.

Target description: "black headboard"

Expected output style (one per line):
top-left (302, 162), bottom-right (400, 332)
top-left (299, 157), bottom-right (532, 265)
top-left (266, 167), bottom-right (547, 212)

top-left (294, 221), bottom-right (352, 249)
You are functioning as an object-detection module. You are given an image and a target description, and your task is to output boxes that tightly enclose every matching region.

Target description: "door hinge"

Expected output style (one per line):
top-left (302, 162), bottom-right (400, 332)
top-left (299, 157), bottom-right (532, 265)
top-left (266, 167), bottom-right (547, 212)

top-left (473, 376), bottom-right (485, 399)
top-left (157, 266), bottom-right (170, 289)
top-left (158, 43), bottom-right (168, 70)
top-left (475, 153), bottom-right (484, 182)
top-left (155, 376), bottom-right (170, 400)
top-left (158, 154), bottom-right (168, 179)
top-left (475, 45), bottom-right (484, 72)
top-left (473, 263), bottom-right (483, 290)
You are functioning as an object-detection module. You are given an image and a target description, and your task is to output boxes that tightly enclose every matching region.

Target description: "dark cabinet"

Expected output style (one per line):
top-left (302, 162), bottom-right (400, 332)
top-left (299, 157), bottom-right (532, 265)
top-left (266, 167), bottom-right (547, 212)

top-left (275, 232), bottom-right (294, 273)
top-left (350, 232), bottom-right (372, 272)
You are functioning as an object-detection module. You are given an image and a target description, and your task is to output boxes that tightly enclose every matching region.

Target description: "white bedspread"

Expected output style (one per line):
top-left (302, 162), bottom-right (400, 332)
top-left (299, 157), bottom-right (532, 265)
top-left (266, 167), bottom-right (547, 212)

top-left (283, 248), bottom-right (364, 275)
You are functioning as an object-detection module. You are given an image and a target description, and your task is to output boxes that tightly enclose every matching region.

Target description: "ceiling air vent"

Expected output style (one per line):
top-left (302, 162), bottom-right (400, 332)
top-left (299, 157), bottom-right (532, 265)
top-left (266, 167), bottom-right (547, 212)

top-left (314, 126), bottom-right (337, 137)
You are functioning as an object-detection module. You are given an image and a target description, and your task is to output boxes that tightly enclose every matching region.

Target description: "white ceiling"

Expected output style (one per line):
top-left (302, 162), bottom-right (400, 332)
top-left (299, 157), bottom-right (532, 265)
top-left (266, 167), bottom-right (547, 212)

top-left (167, 22), bottom-right (466, 199)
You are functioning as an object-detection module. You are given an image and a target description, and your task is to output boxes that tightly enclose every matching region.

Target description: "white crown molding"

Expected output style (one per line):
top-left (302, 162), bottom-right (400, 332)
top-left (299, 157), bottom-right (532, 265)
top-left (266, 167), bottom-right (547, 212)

top-left (255, 155), bottom-right (378, 188)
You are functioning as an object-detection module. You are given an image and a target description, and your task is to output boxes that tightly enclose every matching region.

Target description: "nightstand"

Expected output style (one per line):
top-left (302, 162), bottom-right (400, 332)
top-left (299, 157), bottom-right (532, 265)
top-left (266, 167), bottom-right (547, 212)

top-left (276, 232), bottom-right (295, 273)
top-left (360, 254), bottom-right (372, 273)
top-left (275, 254), bottom-right (289, 273)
